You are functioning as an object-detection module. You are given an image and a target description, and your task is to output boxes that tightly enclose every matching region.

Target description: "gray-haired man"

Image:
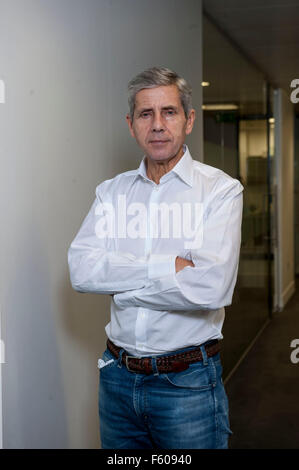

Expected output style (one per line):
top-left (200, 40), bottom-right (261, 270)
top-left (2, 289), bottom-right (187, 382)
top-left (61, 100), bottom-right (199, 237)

top-left (68, 66), bottom-right (243, 449)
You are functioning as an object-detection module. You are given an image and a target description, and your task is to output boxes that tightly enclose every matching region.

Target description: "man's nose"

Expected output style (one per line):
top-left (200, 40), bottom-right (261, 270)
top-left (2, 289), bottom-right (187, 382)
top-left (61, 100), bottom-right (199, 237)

top-left (152, 113), bottom-right (165, 132)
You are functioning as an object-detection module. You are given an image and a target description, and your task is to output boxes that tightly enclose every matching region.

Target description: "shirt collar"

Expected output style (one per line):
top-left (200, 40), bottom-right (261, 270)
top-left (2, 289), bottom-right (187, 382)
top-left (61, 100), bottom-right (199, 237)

top-left (131, 144), bottom-right (193, 188)
top-left (171, 145), bottom-right (193, 187)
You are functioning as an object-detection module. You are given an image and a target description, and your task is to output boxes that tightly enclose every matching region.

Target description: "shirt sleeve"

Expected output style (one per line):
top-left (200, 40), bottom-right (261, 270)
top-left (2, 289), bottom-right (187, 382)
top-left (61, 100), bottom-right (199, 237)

top-left (113, 180), bottom-right (244, 311)
top-left (67, 187), bottom-right (177, 294)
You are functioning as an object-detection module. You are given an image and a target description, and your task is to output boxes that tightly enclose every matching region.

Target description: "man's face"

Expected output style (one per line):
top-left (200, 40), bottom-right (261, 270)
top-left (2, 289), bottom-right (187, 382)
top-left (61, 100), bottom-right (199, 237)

top-left (126, 85), bottom-right (195, 162)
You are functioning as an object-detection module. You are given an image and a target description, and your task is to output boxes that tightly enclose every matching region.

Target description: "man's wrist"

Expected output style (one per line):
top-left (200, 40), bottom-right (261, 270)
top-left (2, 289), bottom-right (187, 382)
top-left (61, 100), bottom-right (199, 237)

top-left (175, 256), bottom-right (195, 273)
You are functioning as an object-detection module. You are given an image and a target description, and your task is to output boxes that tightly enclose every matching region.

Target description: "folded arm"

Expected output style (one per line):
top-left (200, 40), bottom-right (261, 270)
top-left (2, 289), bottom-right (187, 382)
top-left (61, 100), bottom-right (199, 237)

top-left (113, 180), bottom-right (244, 311)
top-left (67, 187), bottom-right (177, 294)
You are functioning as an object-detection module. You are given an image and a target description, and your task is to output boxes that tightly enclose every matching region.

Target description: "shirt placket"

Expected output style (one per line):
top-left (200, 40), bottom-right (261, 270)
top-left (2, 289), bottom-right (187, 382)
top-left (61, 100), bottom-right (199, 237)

top-left (134, 182), bottom-right (160, 352)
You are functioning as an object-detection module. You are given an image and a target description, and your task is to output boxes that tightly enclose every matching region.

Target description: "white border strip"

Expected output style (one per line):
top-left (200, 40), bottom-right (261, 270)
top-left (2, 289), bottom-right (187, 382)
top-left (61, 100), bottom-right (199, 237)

top-left (274, 89), bottom-right (283, 310)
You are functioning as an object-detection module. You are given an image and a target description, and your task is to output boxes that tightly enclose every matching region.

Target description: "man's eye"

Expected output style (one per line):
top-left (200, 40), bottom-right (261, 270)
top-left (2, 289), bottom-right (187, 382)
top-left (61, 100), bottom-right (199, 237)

top-left (165, 110), bottom-right (175, 116)
top-left (141, 112), bottom-right (151, 118)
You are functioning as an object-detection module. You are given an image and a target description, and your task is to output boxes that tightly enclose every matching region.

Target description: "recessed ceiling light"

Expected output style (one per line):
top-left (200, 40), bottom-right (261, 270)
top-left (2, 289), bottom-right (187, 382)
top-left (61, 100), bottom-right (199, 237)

top-left (201, 81), bottom-right (210, 87)
top-left (202, 104), bottom-right (239, 111)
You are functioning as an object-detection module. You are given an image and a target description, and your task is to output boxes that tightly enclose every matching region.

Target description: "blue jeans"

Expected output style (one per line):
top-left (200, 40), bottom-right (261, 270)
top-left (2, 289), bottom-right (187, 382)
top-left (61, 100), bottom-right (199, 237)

top-left (98, 342), bottom-right (232, 449)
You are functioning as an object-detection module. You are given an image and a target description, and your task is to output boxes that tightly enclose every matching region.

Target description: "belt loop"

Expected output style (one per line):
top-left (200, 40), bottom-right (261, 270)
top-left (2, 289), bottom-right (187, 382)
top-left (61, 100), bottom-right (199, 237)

top-left (151, 357), bottom-right (159, 376)
top-left (117, 348), bottom-right (125, 368)
top-left (200, 344), bottom-right (208, 366)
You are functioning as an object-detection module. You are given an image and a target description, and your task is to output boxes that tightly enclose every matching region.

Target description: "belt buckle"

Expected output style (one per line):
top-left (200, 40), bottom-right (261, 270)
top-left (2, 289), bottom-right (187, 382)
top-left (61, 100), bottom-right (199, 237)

top-left (125, 355), bottom-right (138, 373)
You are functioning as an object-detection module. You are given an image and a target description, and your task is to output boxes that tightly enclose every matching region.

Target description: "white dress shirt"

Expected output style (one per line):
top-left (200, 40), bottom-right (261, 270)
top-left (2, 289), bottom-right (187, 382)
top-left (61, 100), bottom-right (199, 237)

top-left (68, 145), bottom-right (244, 357)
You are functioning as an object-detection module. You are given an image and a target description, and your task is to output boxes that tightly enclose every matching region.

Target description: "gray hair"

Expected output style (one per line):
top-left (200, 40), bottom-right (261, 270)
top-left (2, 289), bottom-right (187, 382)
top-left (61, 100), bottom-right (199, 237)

top-left (127, 66), bottom-right (193, 121)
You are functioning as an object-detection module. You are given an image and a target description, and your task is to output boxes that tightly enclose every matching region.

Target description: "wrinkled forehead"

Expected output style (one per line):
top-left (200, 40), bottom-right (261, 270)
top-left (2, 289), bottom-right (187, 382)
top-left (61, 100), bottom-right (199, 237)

top-left (134, 85), bottom-right (182, 110)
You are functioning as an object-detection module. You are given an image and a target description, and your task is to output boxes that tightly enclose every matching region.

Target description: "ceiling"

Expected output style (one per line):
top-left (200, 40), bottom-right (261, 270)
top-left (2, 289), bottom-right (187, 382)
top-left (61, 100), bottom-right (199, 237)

top-left (202, 0), bottom-right (299, 112)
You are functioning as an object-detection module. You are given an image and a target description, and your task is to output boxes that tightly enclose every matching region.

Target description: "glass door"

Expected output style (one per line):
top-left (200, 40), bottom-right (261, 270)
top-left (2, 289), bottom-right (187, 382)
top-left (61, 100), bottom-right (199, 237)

top-left (237, 117), bottom-right (272, 321)
top-left (203, 110), bottom-right (276, 377)
top-left (203, 111), bottom-right (275, 376)
top-left (202, 14), bottom-right (277, 378)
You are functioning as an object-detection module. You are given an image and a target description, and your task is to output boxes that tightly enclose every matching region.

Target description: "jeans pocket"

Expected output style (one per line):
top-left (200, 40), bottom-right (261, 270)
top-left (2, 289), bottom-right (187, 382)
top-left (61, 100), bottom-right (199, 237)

top-left (160, 360), bottom-right (215, 391)
top-left (98, 348), bottom-right (117, 372)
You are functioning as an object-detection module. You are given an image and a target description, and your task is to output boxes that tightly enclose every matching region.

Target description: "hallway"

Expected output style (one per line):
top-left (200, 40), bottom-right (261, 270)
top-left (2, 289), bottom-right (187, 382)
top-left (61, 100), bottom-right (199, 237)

top-left (226, 278), bottom-right (299, 449)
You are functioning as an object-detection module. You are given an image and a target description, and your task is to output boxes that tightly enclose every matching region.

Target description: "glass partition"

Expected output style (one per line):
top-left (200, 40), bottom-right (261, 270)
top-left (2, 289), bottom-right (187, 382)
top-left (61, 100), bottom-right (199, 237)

top-left (202, 16), bottom-right (276, 378)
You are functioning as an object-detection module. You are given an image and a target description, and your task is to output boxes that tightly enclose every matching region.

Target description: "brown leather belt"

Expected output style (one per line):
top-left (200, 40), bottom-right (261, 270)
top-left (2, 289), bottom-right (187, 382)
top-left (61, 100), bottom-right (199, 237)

top-left (107, 338), bottom-right (221, 375)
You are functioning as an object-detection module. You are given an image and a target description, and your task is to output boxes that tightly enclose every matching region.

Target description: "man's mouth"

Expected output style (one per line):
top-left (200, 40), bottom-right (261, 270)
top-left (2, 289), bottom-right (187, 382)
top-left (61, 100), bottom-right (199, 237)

top-left (149, 140), bottom-right (169, 144)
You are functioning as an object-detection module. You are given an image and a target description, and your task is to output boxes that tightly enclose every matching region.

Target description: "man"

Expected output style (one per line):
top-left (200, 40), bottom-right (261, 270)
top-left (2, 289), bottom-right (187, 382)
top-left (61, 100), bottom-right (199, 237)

top-left (67, 66), bottom-right (243, 449)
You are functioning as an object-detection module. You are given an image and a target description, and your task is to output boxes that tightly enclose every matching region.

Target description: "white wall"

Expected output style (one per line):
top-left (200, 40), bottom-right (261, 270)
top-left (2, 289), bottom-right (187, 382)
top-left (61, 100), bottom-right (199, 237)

top-left (0, 0), bottom-right (203, 448)
top-left (274, 89), bottom-right (295, 309)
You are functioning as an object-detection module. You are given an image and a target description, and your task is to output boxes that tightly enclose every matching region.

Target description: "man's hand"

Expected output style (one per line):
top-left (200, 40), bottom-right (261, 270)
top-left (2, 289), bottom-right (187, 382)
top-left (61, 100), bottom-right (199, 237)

top-left (175, 256), bottom-right (195, 273)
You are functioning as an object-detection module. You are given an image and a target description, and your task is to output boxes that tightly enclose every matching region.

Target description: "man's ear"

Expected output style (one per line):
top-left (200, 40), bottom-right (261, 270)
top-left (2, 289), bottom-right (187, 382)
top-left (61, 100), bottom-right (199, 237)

top-left (126, 114), bottom-right (135, 138)
top-left (185, 109), bottom-right (196, 135)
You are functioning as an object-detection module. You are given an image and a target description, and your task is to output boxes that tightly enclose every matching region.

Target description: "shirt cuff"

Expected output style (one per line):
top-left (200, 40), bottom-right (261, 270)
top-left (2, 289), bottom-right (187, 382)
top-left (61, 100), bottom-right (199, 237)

top-left (147, 254), bottom-right (177, 281)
